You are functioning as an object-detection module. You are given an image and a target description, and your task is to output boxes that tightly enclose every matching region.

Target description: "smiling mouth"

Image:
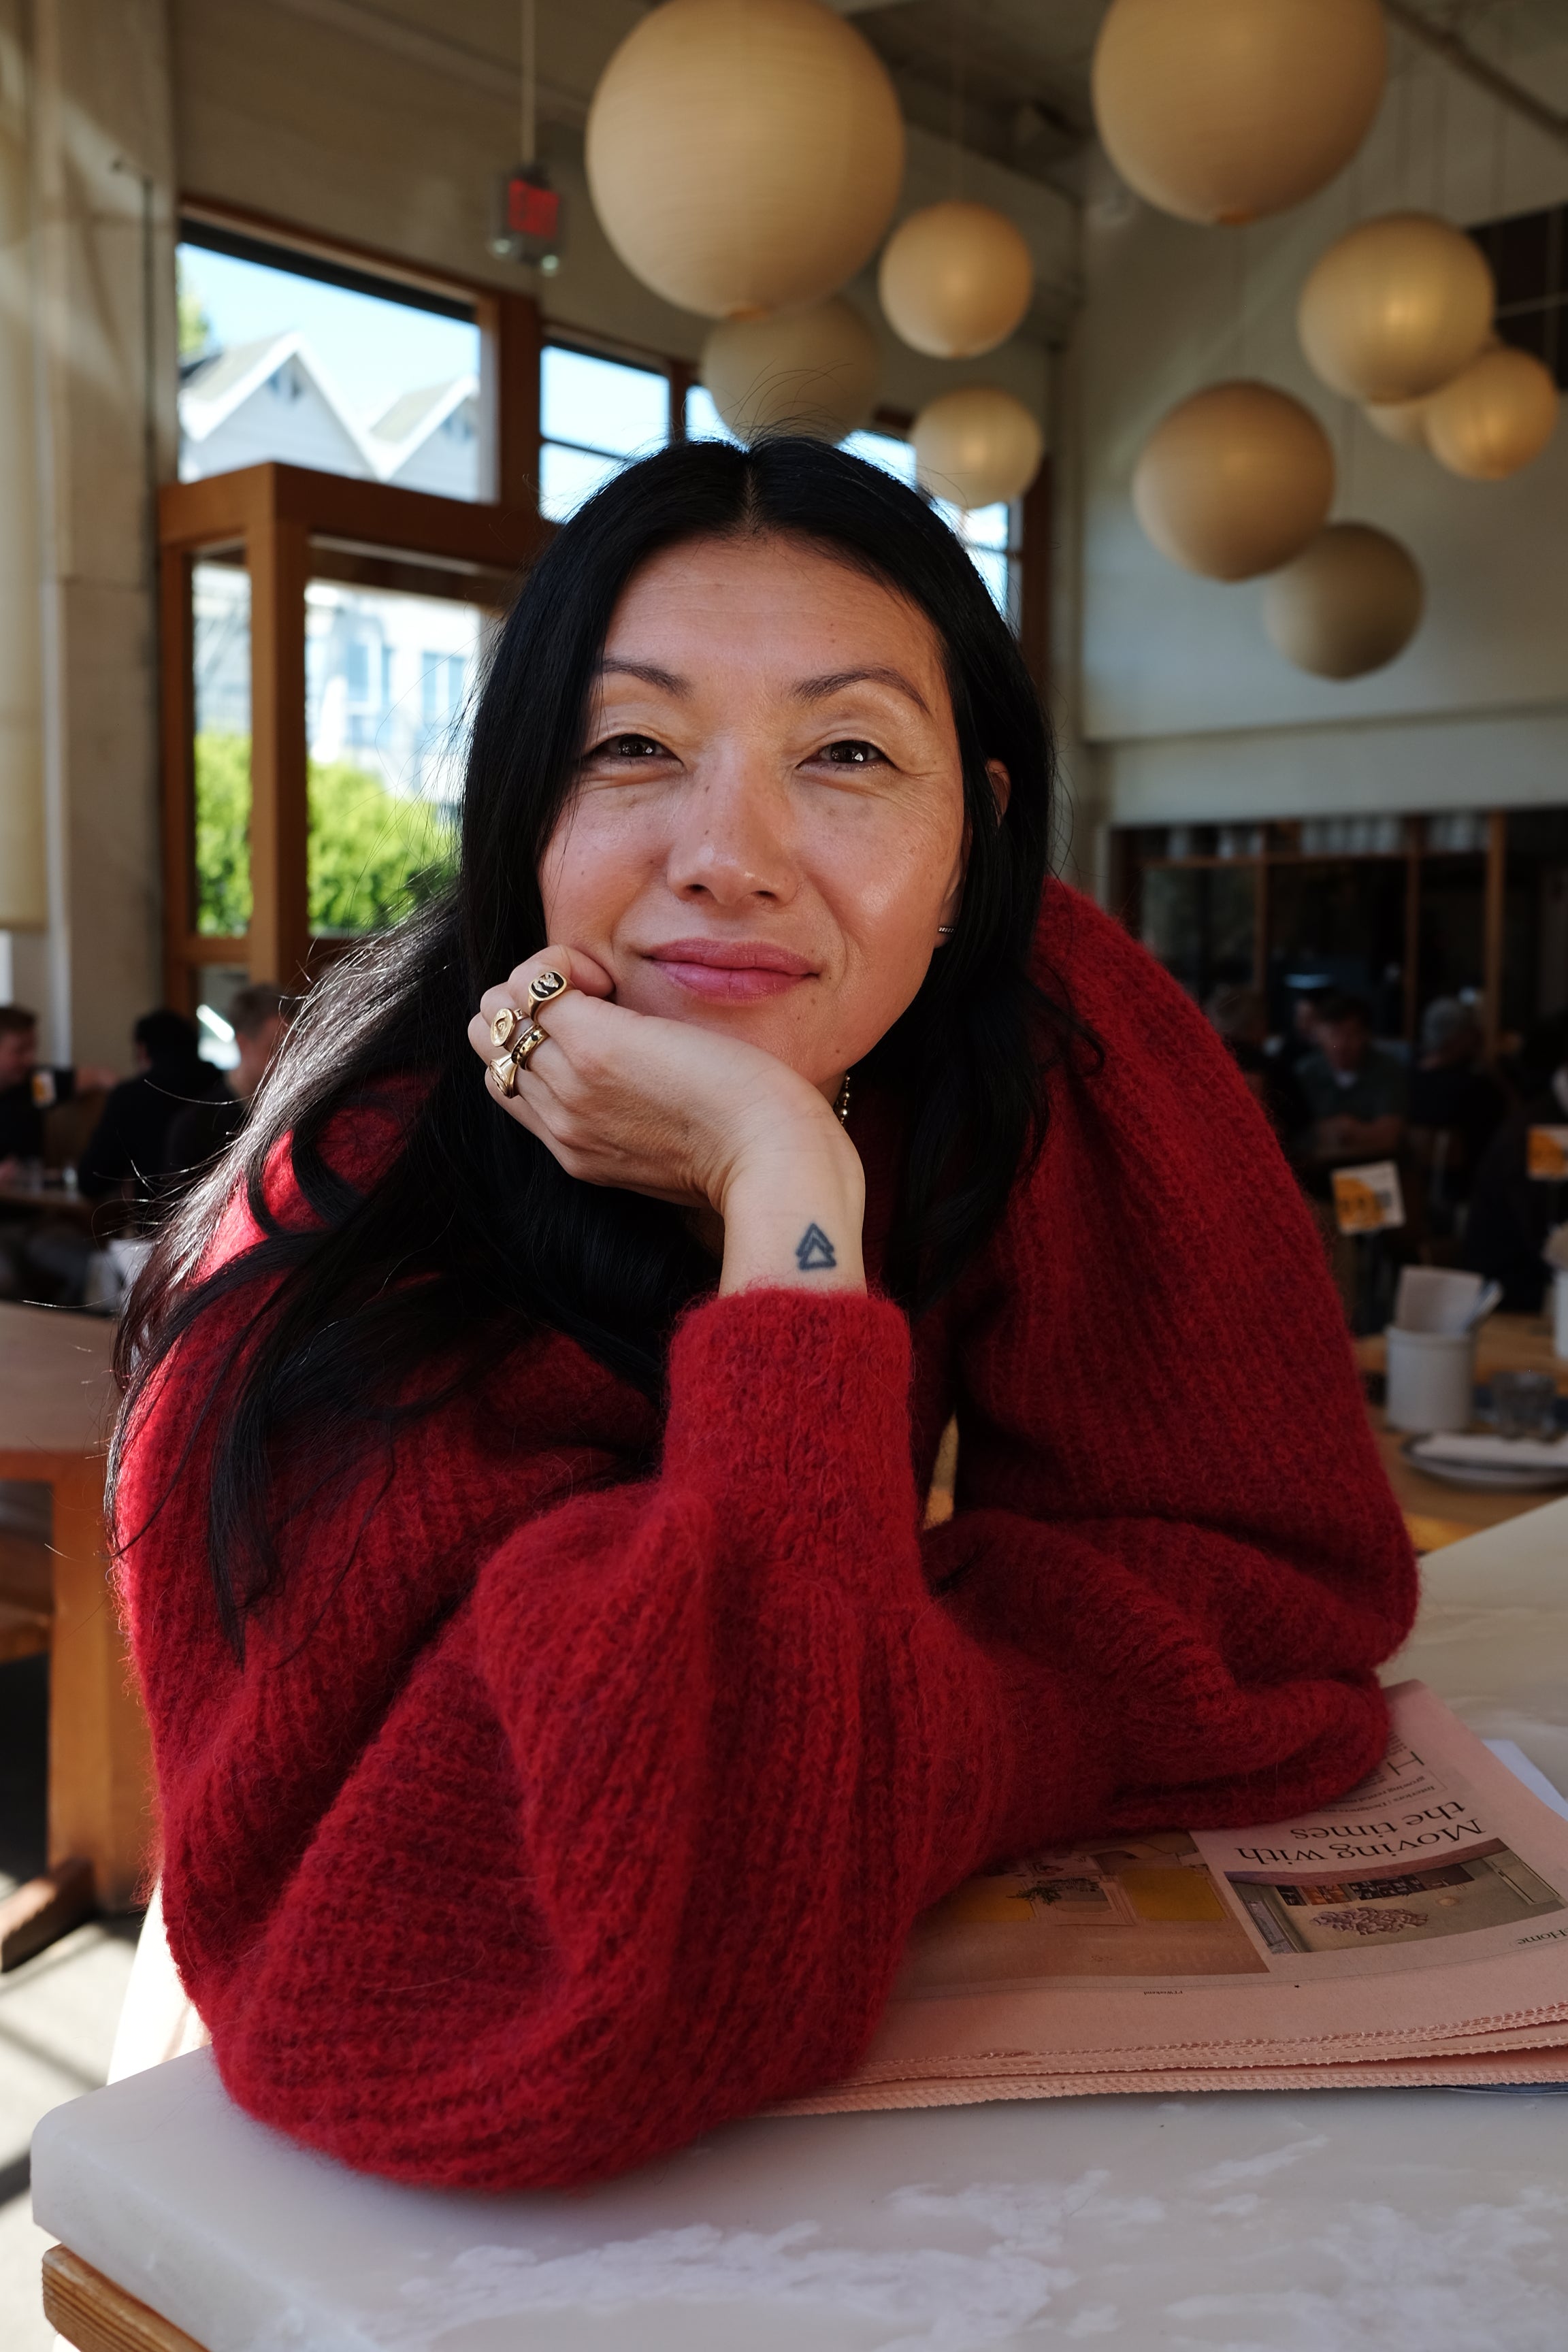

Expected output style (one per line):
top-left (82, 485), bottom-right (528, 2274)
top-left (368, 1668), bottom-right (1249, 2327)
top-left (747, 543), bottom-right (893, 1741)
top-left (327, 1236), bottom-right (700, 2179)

top-left (642, 938), bottom-right (817, 1002)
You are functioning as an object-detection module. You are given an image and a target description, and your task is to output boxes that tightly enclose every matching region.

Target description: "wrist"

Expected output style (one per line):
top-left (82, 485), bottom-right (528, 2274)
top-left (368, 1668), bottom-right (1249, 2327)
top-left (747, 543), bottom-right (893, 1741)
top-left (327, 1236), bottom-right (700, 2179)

top-left (716, 1132), bottom-right (866, 1296)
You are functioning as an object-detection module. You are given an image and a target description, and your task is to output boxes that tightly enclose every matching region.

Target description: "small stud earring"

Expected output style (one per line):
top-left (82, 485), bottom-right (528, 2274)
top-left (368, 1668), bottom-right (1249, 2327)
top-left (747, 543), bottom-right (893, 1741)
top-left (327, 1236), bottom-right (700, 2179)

top-left (937, 924), bottom-right (956, 936)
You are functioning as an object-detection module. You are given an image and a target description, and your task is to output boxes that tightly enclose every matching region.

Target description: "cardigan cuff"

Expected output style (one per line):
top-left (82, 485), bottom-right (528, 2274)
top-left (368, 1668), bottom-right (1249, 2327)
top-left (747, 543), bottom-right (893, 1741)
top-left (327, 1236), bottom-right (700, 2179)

top-left (661, 1288), bottom-right (919, 1582)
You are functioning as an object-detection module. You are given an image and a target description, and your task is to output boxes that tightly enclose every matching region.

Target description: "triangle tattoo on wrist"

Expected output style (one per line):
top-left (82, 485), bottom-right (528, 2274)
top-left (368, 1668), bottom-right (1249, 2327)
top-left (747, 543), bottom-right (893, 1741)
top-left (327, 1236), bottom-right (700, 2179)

top-left (796, 1224), bottom-right (837, 1271)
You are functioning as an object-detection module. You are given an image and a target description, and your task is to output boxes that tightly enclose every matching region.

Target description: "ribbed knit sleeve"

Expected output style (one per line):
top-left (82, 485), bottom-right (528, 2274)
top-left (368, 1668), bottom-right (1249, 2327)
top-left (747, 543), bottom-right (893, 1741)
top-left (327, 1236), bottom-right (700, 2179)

top-left (120, 1281), bottom-right (1113, 2191)
top-left (926, 888), bottom-right (1418, 1846)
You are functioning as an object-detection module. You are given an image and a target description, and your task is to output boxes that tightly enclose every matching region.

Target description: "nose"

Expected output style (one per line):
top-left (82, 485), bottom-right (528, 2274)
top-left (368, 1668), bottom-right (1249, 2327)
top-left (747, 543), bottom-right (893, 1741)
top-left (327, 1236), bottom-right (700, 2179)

top-left (663, 752), bottom-right (800, 911)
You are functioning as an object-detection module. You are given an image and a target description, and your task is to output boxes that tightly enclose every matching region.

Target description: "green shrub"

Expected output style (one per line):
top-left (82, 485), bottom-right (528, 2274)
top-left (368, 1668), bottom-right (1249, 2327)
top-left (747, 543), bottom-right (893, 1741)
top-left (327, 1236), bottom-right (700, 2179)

top-left (193, 732), bottom-right (457, 940)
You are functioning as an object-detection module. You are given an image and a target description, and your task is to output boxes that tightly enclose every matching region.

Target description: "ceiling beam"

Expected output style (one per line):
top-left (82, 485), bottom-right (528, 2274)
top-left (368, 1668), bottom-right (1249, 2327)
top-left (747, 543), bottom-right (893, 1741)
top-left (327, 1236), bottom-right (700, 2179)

top-left (1384, 1), bottom-right (1568, 154)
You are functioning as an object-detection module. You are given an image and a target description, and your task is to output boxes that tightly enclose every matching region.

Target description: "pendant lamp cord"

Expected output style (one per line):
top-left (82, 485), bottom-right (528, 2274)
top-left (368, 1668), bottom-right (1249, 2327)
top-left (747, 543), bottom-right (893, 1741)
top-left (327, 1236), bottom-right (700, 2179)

top-left (521, 0), bottom-right (537, 168)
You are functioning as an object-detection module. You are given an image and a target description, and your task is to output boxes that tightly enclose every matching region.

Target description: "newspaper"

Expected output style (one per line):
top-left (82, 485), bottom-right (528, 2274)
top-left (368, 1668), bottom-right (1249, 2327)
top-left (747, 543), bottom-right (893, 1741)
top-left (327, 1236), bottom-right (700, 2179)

top-left (786, 1682), bottom-right (1568, 2112)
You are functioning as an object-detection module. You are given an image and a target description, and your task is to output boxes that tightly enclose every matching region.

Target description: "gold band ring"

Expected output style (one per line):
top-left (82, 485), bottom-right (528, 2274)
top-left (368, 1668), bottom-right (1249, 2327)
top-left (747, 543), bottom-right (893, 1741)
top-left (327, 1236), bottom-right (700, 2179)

top-left (489, 1024), bottom-right (547, 1097)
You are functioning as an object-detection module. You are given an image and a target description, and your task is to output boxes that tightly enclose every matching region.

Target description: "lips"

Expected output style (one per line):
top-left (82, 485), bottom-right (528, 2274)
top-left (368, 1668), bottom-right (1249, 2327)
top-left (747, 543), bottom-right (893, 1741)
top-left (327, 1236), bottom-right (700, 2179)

top-left (642, 937), bottom-right (817, 1002)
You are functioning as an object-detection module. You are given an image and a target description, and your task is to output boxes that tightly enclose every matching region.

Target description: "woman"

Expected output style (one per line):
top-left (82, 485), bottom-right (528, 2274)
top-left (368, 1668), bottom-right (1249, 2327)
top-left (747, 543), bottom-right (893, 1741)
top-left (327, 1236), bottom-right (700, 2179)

top-left (114, 438), bottom-right (1415, 2189)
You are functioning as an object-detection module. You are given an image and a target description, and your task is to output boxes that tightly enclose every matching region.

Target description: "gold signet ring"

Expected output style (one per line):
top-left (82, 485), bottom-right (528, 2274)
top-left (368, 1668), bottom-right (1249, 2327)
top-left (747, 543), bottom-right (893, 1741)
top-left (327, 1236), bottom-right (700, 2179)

top-left (489, 1004), bottom-right (521, 1048)
top-left (527, 969), bottom-right (569, 1017)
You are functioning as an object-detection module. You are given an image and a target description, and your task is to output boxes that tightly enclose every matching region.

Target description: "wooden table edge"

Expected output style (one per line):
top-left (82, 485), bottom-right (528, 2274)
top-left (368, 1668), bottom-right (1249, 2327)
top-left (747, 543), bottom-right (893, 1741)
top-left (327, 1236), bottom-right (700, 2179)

top-left (42, 2244), bottom-right (210, 2352)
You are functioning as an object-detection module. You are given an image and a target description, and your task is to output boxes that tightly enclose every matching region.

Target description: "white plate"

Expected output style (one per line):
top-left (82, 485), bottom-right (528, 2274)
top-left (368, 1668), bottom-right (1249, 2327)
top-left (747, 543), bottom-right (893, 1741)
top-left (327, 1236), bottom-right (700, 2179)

top-left (1402, 1439), bottom-right (1568, 1492)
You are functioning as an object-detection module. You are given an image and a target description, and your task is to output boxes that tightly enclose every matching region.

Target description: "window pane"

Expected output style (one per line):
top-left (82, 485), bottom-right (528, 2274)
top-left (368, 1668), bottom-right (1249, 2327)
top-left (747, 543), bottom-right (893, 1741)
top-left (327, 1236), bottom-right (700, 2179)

top-left (541, 346), bottom-right (668, 457)
top-left (966, 546), bottom-right (1012, 617)
top-left (843, 429), bottom-right (919, 487)
top-left (306, 581), bottom-right (476, 936)
top-left (942, 500), bottom-right (1011, 551)
top-left (178, 241), bottom-right (482, 498)
top-left (539, 440), bottom-right (626, 523)
top-left (194, 966), bottom-right (250, 1071)
top-left (685, 385), bottom-right (741, 444)
top-left (193, 559), bottom-right (252, 937)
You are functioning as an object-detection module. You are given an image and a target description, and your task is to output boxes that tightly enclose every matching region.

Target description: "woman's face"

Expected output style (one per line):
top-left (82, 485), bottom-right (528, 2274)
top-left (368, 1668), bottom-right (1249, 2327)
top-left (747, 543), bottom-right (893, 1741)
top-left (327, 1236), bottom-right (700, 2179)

top-left (538, 532), bottom-right (975, 1098)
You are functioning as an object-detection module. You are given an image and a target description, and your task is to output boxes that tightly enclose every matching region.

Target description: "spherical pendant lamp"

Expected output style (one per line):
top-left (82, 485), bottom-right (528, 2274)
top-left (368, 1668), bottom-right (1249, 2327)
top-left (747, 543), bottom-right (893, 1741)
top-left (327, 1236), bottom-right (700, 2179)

top-left (585, 0), bottom-right (905, 321)
top-left (1424, 344), bottom-right (1560, 480)
top-left (1131, 382), bottom-right (1334, 581)
top-left (913, 387), bottom-right (1043, 510)
top-left (1262, 523), bottom-right (1423, 679)
top-left (700, 298), bottom-right (879, 442)
top-left (877, 201), bottom-right (1034, 359)
top-left (1092, 0), bottom-right (1386, 226)
top-left (1363, 393), bottom-right (1432, 448)
top-left (1298, 214), bottom-right (1494, 402)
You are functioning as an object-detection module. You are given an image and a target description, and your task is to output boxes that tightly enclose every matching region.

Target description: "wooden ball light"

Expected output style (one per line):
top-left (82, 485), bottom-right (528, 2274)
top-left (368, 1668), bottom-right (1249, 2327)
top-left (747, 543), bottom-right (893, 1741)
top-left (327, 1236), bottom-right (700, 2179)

top-left (913, 387), bottom-right (1043, 510)
top-left (1298, 214), bottom-right (1494, 403)
top-left (700, 299), bottom-right (879, 442)
top-left (877, 201), bottom-right (1034, 360)
top-left (1424, 345), bottom-right (1559, 480)
top-left (585, 0), bottom-right (904, 321)
top-left (1262, 523), bottom-right (1423, 679)
top-left (1092, 0), bottom-right (1386, 226)
top-left (1132, 382), bottom-right (1334, 581)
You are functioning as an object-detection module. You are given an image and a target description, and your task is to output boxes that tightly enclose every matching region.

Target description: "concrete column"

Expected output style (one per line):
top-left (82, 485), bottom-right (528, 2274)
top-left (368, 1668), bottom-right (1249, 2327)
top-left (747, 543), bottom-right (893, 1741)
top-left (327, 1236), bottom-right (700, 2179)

top-left (29, 0), bottom-right (176, 1067)
top-left (0, 3), bottom-right (44, 938)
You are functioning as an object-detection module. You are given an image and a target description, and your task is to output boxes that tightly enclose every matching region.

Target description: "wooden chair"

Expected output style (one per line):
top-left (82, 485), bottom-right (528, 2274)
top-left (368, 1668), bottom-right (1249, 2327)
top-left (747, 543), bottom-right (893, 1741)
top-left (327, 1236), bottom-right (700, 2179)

top-left (42, 1088), bottom-right (108, 1172)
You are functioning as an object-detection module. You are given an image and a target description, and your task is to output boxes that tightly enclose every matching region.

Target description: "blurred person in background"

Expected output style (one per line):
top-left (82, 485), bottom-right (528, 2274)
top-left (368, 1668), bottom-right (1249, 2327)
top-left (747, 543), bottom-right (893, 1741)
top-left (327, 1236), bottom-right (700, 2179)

top-left (1276, 987), bottom-right (1328, 1075)
top-left (161, 987), bottom-right (299, 1194)
top-left (78, 1010), bottom-right (224, 1207)
top-left (1463, 1011), bottom-right (1568, 1311)
top-left (0, 1003), bottom-right (116, 1178)
top-left (1406, 997), bottom-right (1507, 1213)
top-left (1203, 983), bottom-right (1306, 1143)
top-left (1293, 991), bottom-right (1408, 1176)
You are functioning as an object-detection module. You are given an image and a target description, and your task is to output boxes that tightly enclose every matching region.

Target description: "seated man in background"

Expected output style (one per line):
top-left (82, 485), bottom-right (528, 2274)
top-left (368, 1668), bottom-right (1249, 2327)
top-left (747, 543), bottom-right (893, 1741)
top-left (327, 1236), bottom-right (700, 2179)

top-left (1293, 990), bottom-right (1408, 1177)
top-left (78, 1010), bottom-right (224, 1207)
top-left (0, 1002), bottom-right (116, 1178)
top-left (161, 986), bottom-right (297, 1191)
top-left (1464, 1011), bottom-right (1568, 1311)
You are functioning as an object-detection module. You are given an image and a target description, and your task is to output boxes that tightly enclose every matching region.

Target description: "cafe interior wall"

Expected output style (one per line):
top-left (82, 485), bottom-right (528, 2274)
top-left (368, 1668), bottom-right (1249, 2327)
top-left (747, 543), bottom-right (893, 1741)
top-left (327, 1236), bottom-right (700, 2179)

top-left (1, 0), bottom-right (1076, 1064)
top-left (0, 0), bottom-right (177, 1071)
top-left (1064, 17), bottom-right (1568, 876)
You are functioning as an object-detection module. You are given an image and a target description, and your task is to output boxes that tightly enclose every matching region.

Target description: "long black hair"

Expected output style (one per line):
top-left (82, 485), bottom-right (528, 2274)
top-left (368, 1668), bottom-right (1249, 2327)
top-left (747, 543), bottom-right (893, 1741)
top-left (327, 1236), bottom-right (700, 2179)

top-left (114, 436), bottom-right (1083, 1652)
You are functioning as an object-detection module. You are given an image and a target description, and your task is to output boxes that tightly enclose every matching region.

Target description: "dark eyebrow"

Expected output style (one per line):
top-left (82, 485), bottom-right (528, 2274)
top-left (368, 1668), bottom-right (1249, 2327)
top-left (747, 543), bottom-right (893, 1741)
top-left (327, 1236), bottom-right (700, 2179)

top-left (597, 657), bottom-right (689, 694)
top-left (794, 665), bottom-right (932, 717)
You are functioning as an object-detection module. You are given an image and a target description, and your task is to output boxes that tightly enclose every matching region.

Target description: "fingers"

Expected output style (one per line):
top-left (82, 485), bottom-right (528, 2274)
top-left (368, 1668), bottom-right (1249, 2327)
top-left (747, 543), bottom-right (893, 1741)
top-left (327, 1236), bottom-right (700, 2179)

top-left (471, 945), bottom-right (608, 1069)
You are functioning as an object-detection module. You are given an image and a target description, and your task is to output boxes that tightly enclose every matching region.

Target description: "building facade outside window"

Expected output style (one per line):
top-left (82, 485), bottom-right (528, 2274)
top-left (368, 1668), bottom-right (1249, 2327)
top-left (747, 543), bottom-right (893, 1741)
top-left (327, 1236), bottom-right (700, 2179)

top-left (176, 228), bottom-right (483, 497)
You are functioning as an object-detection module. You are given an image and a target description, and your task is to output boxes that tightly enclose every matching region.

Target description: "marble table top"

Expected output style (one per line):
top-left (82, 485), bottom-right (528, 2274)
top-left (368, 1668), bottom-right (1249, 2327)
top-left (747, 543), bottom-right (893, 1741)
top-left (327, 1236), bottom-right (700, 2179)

top-left (30, 1497), bottom-right (1568, 2352)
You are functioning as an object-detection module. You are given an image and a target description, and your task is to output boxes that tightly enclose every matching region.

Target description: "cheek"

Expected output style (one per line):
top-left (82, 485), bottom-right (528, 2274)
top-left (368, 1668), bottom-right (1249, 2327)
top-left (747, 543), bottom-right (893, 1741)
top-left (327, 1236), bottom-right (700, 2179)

top-left (817, 792), bottom-right (960, 958)
top-left (538, 797), bottom-right (655, 942)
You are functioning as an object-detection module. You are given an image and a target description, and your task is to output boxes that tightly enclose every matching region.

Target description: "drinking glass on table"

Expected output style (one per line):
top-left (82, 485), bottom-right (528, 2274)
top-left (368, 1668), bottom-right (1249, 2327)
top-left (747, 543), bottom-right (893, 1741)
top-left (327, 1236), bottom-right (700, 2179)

top-left (1490, 1370), bottom-right (1561, 1442)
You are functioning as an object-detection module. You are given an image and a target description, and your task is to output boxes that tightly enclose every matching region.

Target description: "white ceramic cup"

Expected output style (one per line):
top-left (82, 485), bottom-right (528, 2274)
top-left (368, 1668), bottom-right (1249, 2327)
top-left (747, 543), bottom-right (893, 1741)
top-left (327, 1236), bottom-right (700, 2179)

top-left (1384, 1324), bottom-right (1477, 1435)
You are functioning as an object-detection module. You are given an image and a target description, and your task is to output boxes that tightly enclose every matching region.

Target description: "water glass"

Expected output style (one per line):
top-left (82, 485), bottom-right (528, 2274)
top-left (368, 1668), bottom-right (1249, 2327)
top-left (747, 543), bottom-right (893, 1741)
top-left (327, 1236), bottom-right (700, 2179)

top-left (1490, 1369), bottom-right (1560, 1443)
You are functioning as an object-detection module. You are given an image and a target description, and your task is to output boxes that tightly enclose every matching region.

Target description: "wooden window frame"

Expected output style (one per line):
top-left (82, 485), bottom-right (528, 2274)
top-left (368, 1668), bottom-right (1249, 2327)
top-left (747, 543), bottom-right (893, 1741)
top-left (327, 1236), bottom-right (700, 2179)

top-left (160, 463), bottom-right (547, 1000)
top-left (165, 201), bottom-right (549, 1002)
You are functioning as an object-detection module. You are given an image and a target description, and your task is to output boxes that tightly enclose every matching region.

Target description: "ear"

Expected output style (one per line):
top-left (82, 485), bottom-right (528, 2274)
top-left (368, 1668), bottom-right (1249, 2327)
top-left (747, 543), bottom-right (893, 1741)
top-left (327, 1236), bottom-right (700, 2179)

top-left (985, 759), bottom-right (1011, 818)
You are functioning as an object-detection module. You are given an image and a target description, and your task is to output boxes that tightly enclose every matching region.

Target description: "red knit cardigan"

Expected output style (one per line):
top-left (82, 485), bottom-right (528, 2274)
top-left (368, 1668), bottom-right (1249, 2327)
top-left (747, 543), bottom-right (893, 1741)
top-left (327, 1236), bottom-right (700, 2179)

top-left (116, 884), bottom-right (1417, 2189)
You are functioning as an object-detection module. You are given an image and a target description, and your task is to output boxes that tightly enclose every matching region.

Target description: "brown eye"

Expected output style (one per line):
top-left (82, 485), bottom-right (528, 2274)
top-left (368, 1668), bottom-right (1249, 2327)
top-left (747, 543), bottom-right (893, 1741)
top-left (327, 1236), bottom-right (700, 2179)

top-left (593, 732), bottom-right (668, 759)
top-left (820, 740), bottom-right (885, 766)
